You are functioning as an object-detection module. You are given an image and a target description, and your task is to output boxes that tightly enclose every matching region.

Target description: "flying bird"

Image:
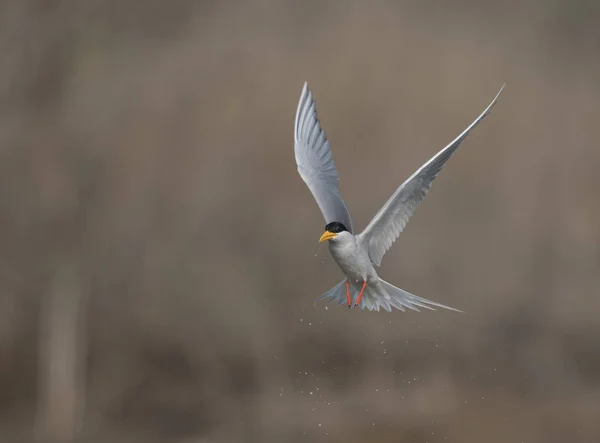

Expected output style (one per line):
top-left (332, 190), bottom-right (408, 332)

top-left (294, 82), bottom-right (504, 312)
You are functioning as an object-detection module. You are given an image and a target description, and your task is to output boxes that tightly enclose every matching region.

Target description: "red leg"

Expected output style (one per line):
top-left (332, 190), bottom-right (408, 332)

top-left (345, 281), bottom-right (352, 308)
top-left (355, 281), bottom-right (367, 307)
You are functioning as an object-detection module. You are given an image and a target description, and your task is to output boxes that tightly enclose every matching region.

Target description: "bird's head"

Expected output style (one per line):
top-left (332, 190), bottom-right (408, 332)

top-left (319, 222), bottom-right (349, 243)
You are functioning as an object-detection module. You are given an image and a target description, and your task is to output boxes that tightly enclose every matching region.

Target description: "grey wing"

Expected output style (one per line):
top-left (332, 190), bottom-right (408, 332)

top-left (358, 84), bottom-right (505, 266)
top-left (294, 82), bottom-right (353, 232)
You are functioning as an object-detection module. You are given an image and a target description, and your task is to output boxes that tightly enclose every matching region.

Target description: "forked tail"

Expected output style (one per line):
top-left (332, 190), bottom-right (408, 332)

top-left (314, 278), bottom-right (463, 313)
top-left (313, 280), bottom-right (347, 308)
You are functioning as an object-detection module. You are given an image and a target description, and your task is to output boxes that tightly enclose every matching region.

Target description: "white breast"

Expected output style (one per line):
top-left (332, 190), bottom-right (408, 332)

top-left (328, 233), bottom-right (376, 284)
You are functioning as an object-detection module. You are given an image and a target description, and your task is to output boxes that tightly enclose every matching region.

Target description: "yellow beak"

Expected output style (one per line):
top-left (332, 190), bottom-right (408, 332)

top-left (319, 231), bottom-right (338, 243)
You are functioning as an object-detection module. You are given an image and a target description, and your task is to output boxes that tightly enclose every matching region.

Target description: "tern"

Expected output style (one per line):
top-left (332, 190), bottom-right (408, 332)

top-left (294, 82), bottom-right (504, 312)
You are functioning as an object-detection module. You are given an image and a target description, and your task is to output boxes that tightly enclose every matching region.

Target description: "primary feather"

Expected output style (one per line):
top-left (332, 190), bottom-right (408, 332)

top-left (294, 82), bottom-right (353, 233)
top-left (358, 85), bottom-right (505, 266)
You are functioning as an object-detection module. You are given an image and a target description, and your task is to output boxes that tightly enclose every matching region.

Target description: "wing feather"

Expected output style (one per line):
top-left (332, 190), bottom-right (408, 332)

top-left (359, 85), bottom-right (505, 265)
top-left (294, 82), bottom-right (353, 232)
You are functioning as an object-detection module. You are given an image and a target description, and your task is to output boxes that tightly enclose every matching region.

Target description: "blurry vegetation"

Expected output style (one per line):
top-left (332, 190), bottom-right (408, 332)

top-left (0, 0), bottom-right (599, 442)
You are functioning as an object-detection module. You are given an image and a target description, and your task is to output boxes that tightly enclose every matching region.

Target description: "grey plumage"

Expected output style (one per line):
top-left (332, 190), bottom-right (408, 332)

top-left (295, 81), bottom-right (504, 312)
top-left (294, 83), bottom-right (354, 233)
top-left (359, 84), bottom-right (505, 266)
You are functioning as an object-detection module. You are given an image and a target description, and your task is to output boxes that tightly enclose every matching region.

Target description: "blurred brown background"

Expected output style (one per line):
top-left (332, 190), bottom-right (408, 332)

top-left (1, 0), bottom-right (599, 442)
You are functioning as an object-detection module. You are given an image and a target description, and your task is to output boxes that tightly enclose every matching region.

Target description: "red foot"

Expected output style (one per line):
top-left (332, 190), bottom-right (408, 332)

top-left (345, 281), bottom-right (351, 308)
top-left (354, 281), bottom-right (367, 307)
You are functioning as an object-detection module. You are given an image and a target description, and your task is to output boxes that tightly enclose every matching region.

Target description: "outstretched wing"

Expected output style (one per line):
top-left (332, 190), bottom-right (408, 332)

top-left (294, 82), bottom-right (353, 232)
top-left (359, 85), bottom-right (505, 266)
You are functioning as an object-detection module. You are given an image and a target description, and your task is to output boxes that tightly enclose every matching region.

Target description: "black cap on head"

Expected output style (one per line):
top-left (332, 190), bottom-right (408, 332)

top-left (325, 222), bottom-right (348, 233)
